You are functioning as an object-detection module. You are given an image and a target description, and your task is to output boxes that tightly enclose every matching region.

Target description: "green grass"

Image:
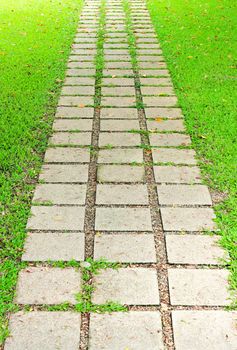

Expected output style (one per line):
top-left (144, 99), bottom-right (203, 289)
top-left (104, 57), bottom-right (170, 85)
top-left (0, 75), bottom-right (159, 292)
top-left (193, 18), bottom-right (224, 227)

top-left (147, 0), bottom-right (237, 299)
top-left (0, 0), bottom-right (83, 343)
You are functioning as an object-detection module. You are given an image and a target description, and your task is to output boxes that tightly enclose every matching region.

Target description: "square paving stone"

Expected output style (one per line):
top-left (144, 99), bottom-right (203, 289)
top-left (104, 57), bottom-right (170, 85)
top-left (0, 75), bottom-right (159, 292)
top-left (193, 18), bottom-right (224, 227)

top-left (4, 312), bottom-right (81, 350)
top-left (139, 69), bottom-right (168, 76)
top-left (161, 207), bottom-right (216, 231)
top-left (53, 119), bottom-right (92, 131)
top-left (150, 133), bottom-right (191, 147)
top-left (157, 184), bottom-right (212, 205)
top-left (103, 69), bottom-right (134, 77)
top-left (172, 310), bottom-right (237, 350)
top-left (97, 164), bottom-right (145, 183)
top-left (140, 77), bottom-right (172, 85)
top-left (166, 235), bottom-right (227, 265)
top-left (104, 49), bottom-right (130, 55)
top-left (33, 184), bottom-right (87, 205)
top-left (27, 206), bottom-right (85, 231)
top-left (152, 149), bottom-right (197, 164)
top-left (94, 233), bottom-right (156, 263)
top-left (154, 166), bottom-right (201, 184)
top-left (22, 232), bottom-right (85, 261)
top-left (61, 85), bottom-right (95, 95)
top-left (66, 69), bottom-right (96, 77)
top-left (143, 96), bottom-right (178, 107)
top-left (147, 119), bottom-right (185, 132)
top-left (16, 267), bottom-right (81, 304)
top-left (139, 61), bottom-right (167, 69)
top-left (102, 77), bottom-right (134, 86)
top-left (145, 107), bottom-right (182, 119)
top-left (40, 164), bottom-right (88, 182)
top-left (101, 96), bottom-right (136, 107)
top-left (95, 208), bottom-right (152, 231)
top-left (64, 77), bottom-right (94, 85)
top-left (66, 62), bottom-right (95, 69)
top-left (101, 86), bottom-right (135, 96)
top-left (105, 61), bottom-right (132, 69)
top-left (98, 148), bottom-right (143, 164)
top-left (96, 184), bottom-right (149, 204)
top-left (44, 147), bottom-right (90, 163)
top-left (50, 132), bottom-right (91, 146)
top-left (169, 268), bottom-right (230, 306)
top-left (58, 96), bottom-right (93, 107)
top-left (138, 56), bottom-right (165, 63)
top-left (56, 106), bottom-right (94, 118)
top-left (100, 107), bottom-right (137, 119)
top-left (89, 311), bottom-right (163, 350)
top-left (99, 132), bottom-right (140, 147)
top-left (100, 119), bottom-right (140, 131)
top-left (92, 268), bottom-right (159, 305)
top-left (141, 86), bottom-right (173, 95)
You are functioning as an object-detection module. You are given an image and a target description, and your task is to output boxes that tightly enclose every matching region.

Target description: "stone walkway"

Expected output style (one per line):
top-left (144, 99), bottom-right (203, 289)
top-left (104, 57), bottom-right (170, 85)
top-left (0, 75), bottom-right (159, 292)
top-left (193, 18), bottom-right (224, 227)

top-left (4, 0), bottom-right (237, 349)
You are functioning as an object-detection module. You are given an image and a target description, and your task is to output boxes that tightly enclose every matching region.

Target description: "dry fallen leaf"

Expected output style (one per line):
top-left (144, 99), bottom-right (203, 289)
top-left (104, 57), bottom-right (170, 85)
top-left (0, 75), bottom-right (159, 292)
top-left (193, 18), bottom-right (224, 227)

top-left (155, 117), bottom-right (163, 122)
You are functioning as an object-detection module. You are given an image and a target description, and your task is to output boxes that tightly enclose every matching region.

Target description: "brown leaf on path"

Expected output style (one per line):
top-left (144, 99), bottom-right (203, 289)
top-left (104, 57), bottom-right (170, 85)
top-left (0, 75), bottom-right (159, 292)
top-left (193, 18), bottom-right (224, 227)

top-left (155, 117), bottom-right (163, 122)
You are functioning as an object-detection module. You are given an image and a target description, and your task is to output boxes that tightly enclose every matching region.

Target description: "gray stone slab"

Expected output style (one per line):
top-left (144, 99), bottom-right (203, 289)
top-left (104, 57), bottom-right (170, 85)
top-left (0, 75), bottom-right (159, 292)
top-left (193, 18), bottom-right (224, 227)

top-left (100, 107), bottom-right (137, 119)
top-left (22, 231), bottom-right (84, 261)
top-left (143, 96), bottom-right (178, 107)
top-left (139, 61), bottom-right (167, 69)
top-left (150, 133), bottom-right (191, 146)
top-left (96, 184), bottom-right (148, 204)
top-left (104, 54), bottom-right (131, 61)
top-left (140, 77), bottom-right (172, 85)
top-left (66, 69), bottom-right (96, 77)
top-left (172, 310), bottom-right (237, 350)
top-left (33, 184), bottom-right (87, 205)
top-left (94, 233), bottom-right (156, 263)
top-left (147, 119), bottom-right (185, 131)
top-left (101, 86), bottom-right (135, 96)
top-left (89, 311), bottom-right (163, 350)
top-left (168, 268), bottom-right (229, 306)
top-left (40, 164), bottom-right (88, 182)
top-left (103, 69), bottom-right (134, 77)
top-left (58, 96), bottom-right (93, 106)
top-left (92, 268), bottom-right (159, 305)
top-left (104, 49), bottom-right (130, 55)
top-left (4, 312), bottom-right (81, 350)
top-left (140, 69), bottom-right (169, 77)
top-left (72, 43), bottom-right (96, 49)
top-left (157, 184), bottom-right (212, 205)
top-left (98, 148), bottom-right (143, 164)
top-left (104, 61), bottom-right (132, 69)
top-left (53, 119), bottom-right (92, 131)
top-left (71, 49), bottom-right (97, 55)
top-left (56, 106), bottom-right (94, 118)
top-left (67, 62), bottom-right (95, 69)
top-left (61, 85), bottom-right (95, 95)
top-left (27, 206), bottom-right (85, 231)
top-left (161, 207), bottom-right (216, 231)
top-left (145, 107), bottom-right (182, 119)
top-left (44, 147), bottom-right (90, 163)
top-left (154, 166), bottom-right (201, 183)
top-left (50, 132), bottom-right (91, 146)
top-left (95, 208), bottom-right (152, 231)
top-left (16, 267), bottom-right (81, 304)
top-left (104, 43), bottom-right (129, 49)
top-left (166, 235), bottom-right (227, 265)
top-left (137, 56), bottom-right (165, 62)
top-left (64, 77), bottom-right (94, 85)
top-left (100, 119), bottom-right (140, 131)
top-left (102, 77), bottom-right (134, 86)
top-left (99, 132), bottom-right (140, 147)
top-left (141, 86), bottom-right (173, 95)
top-left (101, 96), bottom-right (136, 107)
top-left (97, 164), bottom-right (145, 182)
top-left (152, 148), bottom-right (196, 164)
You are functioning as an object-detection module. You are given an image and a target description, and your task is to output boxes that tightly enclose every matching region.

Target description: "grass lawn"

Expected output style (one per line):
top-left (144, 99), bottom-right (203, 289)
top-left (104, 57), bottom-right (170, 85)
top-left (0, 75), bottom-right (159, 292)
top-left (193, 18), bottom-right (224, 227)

top-left (147, 0), bottom-right (237, 299)
top-left (0, 0), bottom-right (83, 343)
